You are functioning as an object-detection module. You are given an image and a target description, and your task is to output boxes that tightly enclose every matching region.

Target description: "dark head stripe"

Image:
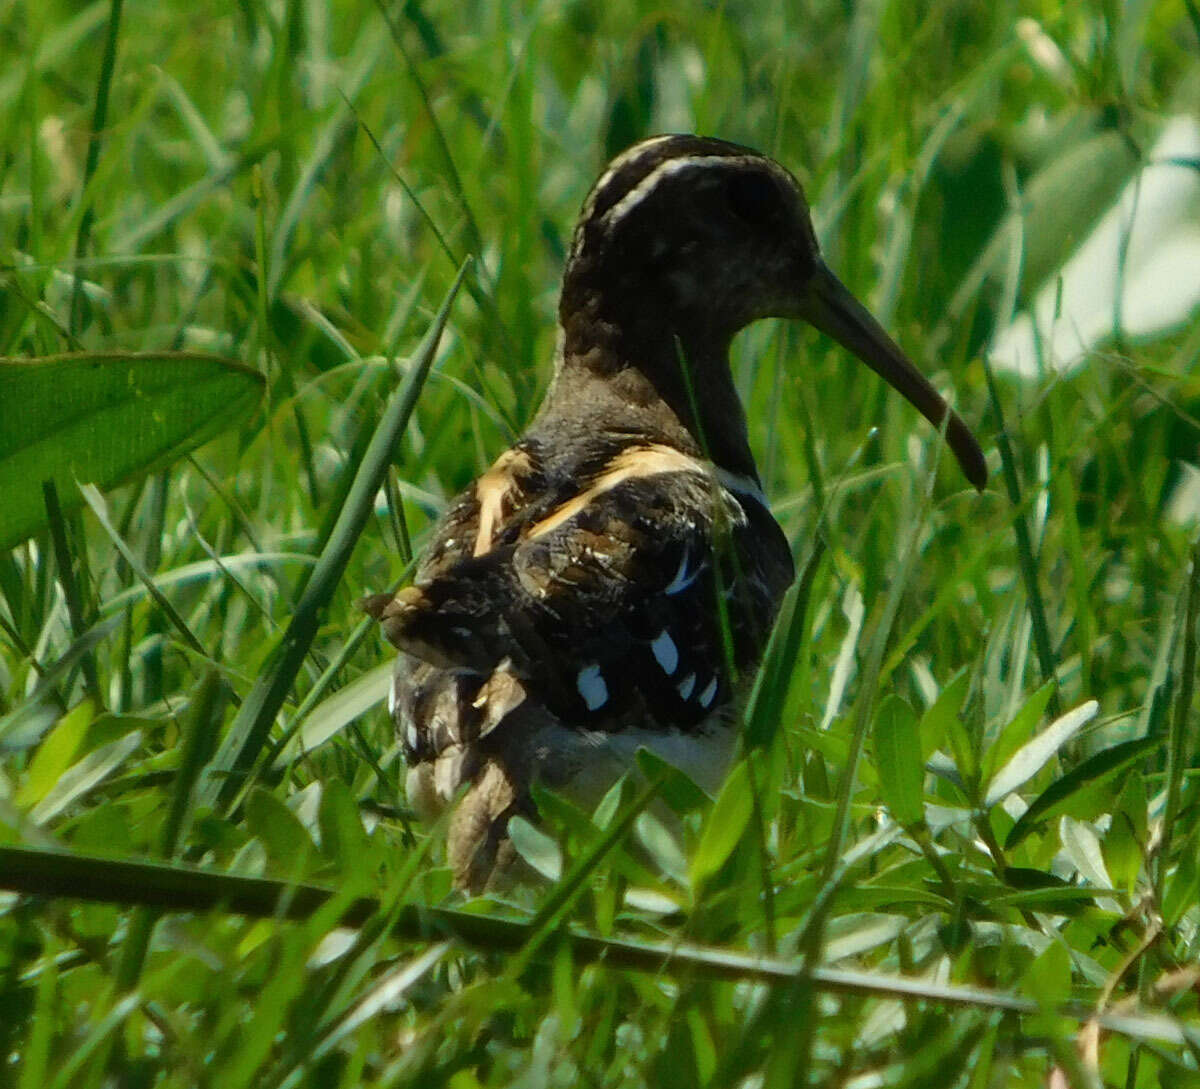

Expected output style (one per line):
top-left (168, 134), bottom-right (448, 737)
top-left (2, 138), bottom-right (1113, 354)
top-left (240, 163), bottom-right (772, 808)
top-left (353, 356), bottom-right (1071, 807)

top-left (584, 134), bottom-right (759, 221)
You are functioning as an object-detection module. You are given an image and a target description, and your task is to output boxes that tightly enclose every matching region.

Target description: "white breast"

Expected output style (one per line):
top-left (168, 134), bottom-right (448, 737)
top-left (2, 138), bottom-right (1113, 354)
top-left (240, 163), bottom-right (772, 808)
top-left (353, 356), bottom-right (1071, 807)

top-left (529, 715), bottom-right (738, 813)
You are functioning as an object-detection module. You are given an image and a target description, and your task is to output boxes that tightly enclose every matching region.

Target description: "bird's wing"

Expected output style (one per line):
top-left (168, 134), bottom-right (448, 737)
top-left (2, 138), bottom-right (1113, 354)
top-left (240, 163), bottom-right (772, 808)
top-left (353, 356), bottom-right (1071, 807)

top-left (367, 448), bottom-right (793, 738)
top-left (405, 441), bottom-right (547, 583)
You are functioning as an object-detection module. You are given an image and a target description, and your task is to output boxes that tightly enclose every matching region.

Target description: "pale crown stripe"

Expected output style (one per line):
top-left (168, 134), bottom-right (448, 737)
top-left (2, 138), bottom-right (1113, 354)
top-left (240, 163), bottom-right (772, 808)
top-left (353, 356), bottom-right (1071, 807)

top-left (600, 154), bottom-right (794, 233)
top-left (581, 135), bottom-right (678, 220)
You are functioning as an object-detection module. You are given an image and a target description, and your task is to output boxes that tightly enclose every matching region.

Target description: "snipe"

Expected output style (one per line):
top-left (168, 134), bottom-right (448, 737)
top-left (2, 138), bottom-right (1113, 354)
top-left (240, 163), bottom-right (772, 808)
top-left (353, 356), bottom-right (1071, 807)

top-left (364, 134), bottom-right (986, 892)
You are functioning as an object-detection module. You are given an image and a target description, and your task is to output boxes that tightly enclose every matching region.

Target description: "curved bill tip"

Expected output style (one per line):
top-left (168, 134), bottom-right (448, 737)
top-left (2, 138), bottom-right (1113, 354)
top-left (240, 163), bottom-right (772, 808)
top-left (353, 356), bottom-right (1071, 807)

top-left (799, 263), bottom-right (987, 491)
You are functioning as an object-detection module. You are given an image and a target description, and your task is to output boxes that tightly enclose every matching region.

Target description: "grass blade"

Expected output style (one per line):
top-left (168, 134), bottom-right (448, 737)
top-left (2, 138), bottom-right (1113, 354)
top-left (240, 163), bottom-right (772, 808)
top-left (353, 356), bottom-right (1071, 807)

top-left (1155, 536), bottom-right (1200, 904)
top-left (68, 0), bottom-right (124, 333)
top-left (982, 355), bottom-right (1062, 716)
top-left (79, 484), bottom-right (209, 661)
top-left (0, 842), bottom-right (1191, 1047)
top-left (1005, 736), bottom-right (1160, 848)
top-left (41, 481), bottom-right (101, 701)
top-left (204, 259), bottom-right (469, 811)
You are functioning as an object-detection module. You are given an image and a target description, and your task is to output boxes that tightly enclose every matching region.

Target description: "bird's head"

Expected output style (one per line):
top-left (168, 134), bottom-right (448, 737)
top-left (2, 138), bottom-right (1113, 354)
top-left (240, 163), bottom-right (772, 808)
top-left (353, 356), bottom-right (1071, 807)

top-left (561, 135), bottom-right (987, 489)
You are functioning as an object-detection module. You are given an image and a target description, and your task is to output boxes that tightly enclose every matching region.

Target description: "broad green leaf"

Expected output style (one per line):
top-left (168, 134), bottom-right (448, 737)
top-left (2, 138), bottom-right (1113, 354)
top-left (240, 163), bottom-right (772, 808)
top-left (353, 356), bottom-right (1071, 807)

top-left (982, 700), bottom-right (1098, 809)
top-left (591, 772), bottom-right (632, 831)
top-left (959, 867), bottom-right (1082, 912)
top-left (70, 801), bottom-right (137, 858)
top-left (822, 914), bottom-right (906, 963)
top-left (0, 618), bottom-right (121, 752)
top-left (991, 884), bottom-right (1105, 916)
top-left (918, 669), bottom-right (970, 760)
top-left (1022, 941), bottom-right (1072, 1008)
top-left (272, 663), bottom-right (392, 768)
top-left (1103, 773), bottom-right (1149, 894)
top-left (1004, 736), bottom-right (1159, 848)
top-left (245, 789), bottom-right (318, 879)
top-left (945, 128), bottom-right (1138, 351)
top-left (1013, 130), bottom-right (1140, 295)
top-left (634, 811), bottom-right (688, 885)
top-left (14, 699), bottom-right (96, 807)
top-left (991, 120), bottom-right (1200, 377)
top-left (530, 780), bottom-right (604, 843)
top-left (530, 782), bottom-right (662, 889)
top-left (690, 760), bottom-right (752, 889)
top-left (508, 815), bottom-right (563, 882)
top-left (833, 883), bottom-right (947, 912)
top-left (980, 681), bottom-right (1057, 787)
top-left (1103, 813), bottom-right (1144, 896)
top-left (635, 747), bottom-right (709, 814)
top-left (920, 671), bottom-right (976, 789)
top-left (29, 729), bottom-right (143, 825)
top-left (316, 779), bottom-right (371, 869)
top-left (0, 352), bottom-right (263, 550)
top-left (873, 696), bottom-right (924, 827)
top-left (1058, 816), bottom-right (1112, 891)
top-left (510, 774), bottom-right (669, 978)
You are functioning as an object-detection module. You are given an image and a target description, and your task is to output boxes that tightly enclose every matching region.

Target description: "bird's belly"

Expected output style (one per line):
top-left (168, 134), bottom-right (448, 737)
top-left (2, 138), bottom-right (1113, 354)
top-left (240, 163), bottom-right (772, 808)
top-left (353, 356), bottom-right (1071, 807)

top-left (531, 717), bottom-right (738, 813)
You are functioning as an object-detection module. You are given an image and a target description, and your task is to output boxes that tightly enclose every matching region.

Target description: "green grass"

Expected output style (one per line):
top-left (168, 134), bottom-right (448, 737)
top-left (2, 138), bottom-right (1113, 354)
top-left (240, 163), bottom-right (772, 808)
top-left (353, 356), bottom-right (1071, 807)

top-left (2, 1), bottom-right (1199, 1085)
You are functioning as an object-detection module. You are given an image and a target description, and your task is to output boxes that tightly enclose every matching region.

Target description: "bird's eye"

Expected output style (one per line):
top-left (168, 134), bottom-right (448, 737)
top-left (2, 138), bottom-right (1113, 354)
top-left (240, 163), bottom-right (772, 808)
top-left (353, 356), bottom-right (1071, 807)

top-left (724, 171), bottom-right (784, 227)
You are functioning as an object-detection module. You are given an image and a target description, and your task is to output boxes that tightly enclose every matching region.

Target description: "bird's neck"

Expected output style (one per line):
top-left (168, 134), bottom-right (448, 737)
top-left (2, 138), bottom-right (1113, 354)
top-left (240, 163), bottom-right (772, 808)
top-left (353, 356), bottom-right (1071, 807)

top-left (538, 293), bottom-right (759, 481)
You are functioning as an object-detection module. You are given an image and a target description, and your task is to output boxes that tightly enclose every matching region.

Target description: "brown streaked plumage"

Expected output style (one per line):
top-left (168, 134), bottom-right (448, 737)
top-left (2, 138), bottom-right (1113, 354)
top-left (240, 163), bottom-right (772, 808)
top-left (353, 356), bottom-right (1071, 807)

top-left (363, 134), bottom-right (986, 892)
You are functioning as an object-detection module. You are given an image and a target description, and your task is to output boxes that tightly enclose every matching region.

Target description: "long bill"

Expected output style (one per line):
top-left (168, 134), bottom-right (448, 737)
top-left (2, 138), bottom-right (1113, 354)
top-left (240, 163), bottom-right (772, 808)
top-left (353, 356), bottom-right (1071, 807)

top-left (799, 262), bottom-right (987, 491)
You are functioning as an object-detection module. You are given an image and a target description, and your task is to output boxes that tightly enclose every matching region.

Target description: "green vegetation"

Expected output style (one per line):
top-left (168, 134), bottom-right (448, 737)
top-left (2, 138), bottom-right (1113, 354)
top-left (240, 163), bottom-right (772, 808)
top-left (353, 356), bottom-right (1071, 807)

top-left (2, 1), bottom-right (1198, 1085)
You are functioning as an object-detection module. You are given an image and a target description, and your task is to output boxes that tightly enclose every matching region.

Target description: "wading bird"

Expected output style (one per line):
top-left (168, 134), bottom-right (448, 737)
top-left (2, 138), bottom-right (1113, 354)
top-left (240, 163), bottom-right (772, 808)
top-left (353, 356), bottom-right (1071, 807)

top-left (363, 135), bottom-right (986, 892)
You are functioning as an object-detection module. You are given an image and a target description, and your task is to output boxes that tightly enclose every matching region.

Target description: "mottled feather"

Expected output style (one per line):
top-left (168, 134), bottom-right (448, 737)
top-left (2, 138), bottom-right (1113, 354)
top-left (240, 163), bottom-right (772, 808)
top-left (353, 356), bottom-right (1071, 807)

top-left (363, 133), bottom-right (983, 892)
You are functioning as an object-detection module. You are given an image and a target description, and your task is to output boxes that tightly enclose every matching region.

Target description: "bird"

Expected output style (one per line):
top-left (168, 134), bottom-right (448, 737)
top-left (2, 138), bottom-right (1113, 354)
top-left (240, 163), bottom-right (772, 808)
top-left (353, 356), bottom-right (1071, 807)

top-left (362, 134), bottom-right (986, 893)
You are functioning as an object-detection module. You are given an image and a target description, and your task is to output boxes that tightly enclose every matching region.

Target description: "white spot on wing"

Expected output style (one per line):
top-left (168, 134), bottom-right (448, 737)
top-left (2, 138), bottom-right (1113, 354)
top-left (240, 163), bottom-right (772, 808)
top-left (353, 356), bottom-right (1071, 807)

top-left (576, 663), bottom-right (609, 711)
top-left (698, 677), bottom-right (718, 708)
top-left (677, 673), bottom-right (696, 700)
top-left (650, 630), bottom-right (679, 675)
top-left (665, 549), bottom-right (701, 595)
top-left (387, 681), bottom-right (397, 717)
top-left (405, 722), bottom-right (420, 752)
